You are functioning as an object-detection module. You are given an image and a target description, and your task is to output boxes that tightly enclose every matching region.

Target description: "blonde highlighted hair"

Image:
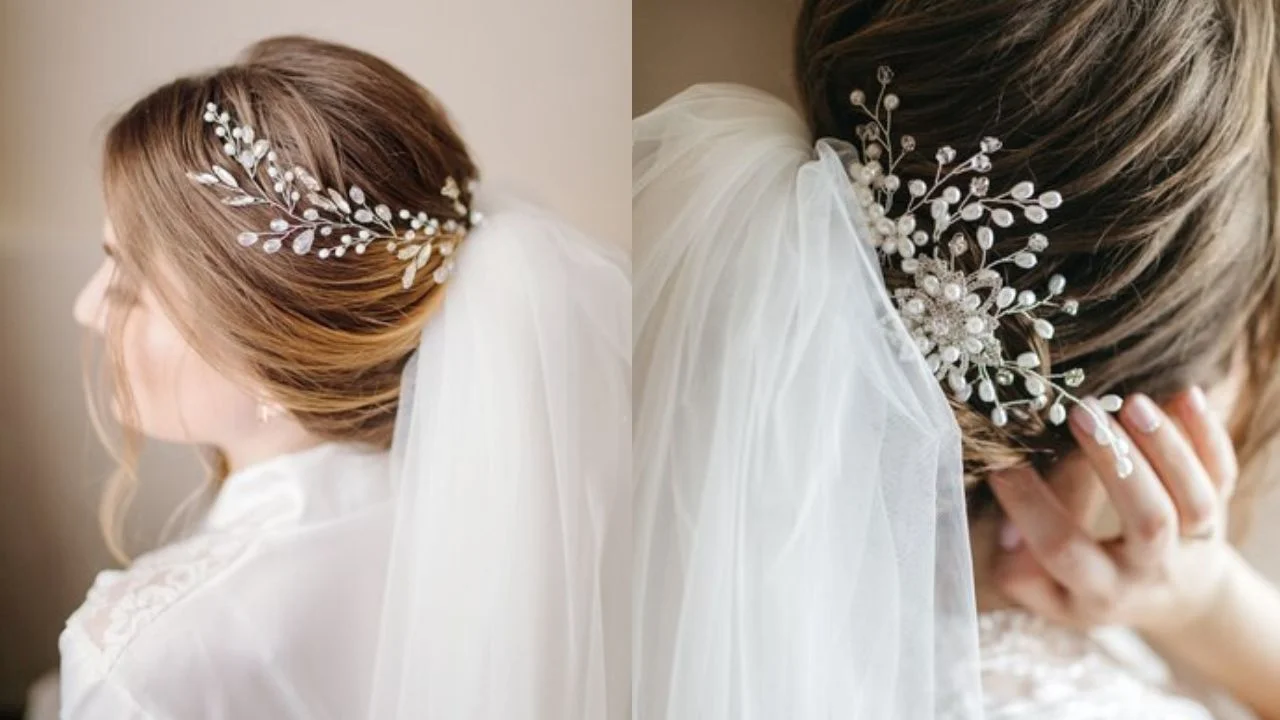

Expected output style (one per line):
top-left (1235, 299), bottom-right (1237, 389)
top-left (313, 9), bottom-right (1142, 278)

top-left (91, 35), bottom-right (476, 562)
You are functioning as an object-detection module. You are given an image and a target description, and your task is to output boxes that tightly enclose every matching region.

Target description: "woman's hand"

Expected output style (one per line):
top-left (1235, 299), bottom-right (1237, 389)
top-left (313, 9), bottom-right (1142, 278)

top-left (988, 387), bottom-right (1238, 639)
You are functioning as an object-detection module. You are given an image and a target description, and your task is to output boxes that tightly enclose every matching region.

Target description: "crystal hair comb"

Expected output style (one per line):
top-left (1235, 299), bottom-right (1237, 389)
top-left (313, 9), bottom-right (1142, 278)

top-left (846, 67), bottom-right (1133, 476)
top-left (186, 102), bottom-right (482, 290)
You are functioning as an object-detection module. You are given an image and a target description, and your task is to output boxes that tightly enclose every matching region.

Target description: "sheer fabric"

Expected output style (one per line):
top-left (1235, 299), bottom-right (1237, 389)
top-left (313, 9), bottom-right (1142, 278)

top-left (633, 84), bottom-right (985, 720)
top-left (61, 191), bottom-right (631, 720)
top-left (60, 443), bottom-right (396, 719)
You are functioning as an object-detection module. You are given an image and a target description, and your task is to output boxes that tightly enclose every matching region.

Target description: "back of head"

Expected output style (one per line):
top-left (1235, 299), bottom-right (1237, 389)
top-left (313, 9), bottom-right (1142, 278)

top-left (794, 0), bottom-right (1280, 504)
top-left (96, 36), bottom-right (477, 557)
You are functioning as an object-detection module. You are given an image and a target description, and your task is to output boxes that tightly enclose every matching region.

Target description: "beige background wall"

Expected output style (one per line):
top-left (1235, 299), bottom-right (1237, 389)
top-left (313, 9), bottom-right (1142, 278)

top-left (634, 0), bottom-right (1280, 576)
top-left (0, 0), bottom-right (629, 708)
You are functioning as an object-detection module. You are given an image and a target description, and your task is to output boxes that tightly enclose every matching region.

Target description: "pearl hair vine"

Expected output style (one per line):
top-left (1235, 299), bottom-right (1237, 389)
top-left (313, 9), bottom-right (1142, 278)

top-left (185, 102), bottom-right (483, 290)
top-left (846, 66), bottom-right (1134, 477)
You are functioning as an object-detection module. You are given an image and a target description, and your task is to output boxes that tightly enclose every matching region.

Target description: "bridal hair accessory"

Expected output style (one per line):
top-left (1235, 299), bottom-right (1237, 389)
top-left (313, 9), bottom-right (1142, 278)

top-left (185, 102), bottom-right (483, 290)
top-left (845, 66), bottom-right (1133, 476)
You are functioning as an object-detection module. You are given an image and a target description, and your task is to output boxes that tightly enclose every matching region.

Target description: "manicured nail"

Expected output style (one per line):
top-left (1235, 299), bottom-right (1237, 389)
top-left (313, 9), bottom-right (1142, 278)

top-left (1189, 386), bottom-right (1209, 414)
top-left (1072, 399), bottom-right (1120, 448)
top-left (999, 522), bottom-right (1022, 551)
top-left (1125, 394), bottom-right (1162, 434)
top-left (1070, 402), bottom-right (1096, 433)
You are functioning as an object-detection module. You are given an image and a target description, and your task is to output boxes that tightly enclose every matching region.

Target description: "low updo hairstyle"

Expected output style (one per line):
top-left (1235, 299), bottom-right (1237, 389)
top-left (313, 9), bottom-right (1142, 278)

top-left (94, 35), bottom-right (477, 559)
top-left (795, 0), bottom-right (1280, 514)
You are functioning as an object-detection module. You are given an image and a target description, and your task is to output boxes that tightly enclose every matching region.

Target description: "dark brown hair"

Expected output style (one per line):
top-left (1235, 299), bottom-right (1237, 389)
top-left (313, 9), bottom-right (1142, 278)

top-left (93, 35), bottom-right (477, 560)
top-left (795, 0), bottom-right (1280, 510)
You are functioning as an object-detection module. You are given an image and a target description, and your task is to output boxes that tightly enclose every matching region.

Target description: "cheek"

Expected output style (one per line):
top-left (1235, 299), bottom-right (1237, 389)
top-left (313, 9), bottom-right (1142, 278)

top-left (116, 308), bottom-right (257, 443)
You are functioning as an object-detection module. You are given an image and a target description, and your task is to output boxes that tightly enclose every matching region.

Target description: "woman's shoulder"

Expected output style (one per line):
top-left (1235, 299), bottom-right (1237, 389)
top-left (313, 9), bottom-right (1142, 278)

top-left (60, 506), bottom-right (391, 717)
top-left (60, 528), bottom-right (261, 675)
top-left (58, 529), bottom-right (261, 718)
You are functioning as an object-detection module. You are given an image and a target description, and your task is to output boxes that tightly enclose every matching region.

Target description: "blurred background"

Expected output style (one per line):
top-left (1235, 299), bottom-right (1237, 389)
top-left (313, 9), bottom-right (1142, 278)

top-left (0, 0), bottom-right (629, 715)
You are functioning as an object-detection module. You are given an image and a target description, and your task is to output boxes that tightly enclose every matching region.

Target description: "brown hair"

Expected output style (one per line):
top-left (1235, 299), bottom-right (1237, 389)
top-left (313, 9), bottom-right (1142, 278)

top-left (795, 0), bottom-right (1280, 515)
top-left (93, 35), bottom-right (477, 561)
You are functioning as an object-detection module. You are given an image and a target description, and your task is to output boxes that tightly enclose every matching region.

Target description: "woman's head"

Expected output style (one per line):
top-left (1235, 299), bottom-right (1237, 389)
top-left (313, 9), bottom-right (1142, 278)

top-left (794, 0), bottom-right (1280, 494)
top-left (75, 35), bottom-right (477, 558)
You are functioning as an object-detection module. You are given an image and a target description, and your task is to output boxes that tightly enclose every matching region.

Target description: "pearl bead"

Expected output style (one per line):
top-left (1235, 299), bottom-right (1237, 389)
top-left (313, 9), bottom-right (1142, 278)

top-left (977, 226), bottom-right (995, 249)
top-left (1025, 376), bottom-right (1045, 396)
top-left (1049, 404), bottom-right (1067, 426)
top-left (1099, 395), bottom-right (1123, 413)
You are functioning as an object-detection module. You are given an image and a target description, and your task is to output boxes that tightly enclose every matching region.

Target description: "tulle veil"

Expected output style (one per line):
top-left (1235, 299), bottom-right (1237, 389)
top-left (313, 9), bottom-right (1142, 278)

top-left (633, 84), bottom-right (985, 719)
top-left (369, 188), bottom-right (632, 719)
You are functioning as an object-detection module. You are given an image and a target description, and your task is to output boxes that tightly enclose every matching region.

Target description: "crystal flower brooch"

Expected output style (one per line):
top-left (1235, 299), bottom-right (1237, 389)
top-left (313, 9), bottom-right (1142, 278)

top-left (186, 103), bottom-right (483, 290)
top-left (847, 67), bottom-right (1132, 476)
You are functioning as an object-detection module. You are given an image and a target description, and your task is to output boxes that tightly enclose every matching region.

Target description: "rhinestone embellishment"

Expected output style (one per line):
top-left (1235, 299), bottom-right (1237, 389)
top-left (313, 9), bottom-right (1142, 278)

top-left (847, 67), bottom-right (1131, 475)
top-left (186, 103), bottom-right (483, 290)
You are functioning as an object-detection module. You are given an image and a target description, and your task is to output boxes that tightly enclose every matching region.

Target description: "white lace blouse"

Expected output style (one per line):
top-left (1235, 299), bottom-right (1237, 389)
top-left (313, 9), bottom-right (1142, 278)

top-left (59, 442), bottom-right (392, 719)
top-left (979, 609), bottom-right (1257, 720)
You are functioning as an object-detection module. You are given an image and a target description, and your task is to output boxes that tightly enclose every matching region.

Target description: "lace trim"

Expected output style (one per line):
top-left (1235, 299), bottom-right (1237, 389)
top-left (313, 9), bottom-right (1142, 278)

top-left (67, 530), bottom-right (256, 671)
top-left (978, 609), bottom-right (1219, 719)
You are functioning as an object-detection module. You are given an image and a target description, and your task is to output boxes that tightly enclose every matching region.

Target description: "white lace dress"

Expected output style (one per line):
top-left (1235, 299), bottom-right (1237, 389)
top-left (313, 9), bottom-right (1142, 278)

top-left (979, 609), bottom-right (1257, 719)
top-left (59, 442), bottom-right (392, 719)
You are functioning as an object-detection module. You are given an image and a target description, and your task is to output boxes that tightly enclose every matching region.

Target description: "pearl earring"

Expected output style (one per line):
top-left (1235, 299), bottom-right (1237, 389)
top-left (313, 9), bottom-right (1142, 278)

top-left (256, 401), bottom-right (284, 424)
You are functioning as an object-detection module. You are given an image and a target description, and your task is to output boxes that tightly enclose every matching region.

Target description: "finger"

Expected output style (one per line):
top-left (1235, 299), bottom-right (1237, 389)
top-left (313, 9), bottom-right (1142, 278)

top-left (992, 546), bottom-right (1075, 626)
top-left (1119, 394), bottom-right (1218, 536)
top-left (1069, 399), bottom-right (1178, 568)
top-left (1043, 451), bottom-right (1108, 531)
top-left (989, 466), bottom-right (1120, 600)
top-left (1169, 387), bottom-right (1238, 499)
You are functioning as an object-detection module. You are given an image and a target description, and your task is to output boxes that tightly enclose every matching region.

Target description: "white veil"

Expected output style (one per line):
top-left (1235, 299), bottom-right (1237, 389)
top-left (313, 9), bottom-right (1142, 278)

top-left (369, 189), bottom-right (631, 719)
top-left (633, 84), bottom-right (984, 719)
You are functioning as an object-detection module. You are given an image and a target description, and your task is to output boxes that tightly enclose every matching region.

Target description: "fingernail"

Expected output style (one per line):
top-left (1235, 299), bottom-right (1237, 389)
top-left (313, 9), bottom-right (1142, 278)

top-left (1189, 386), bottom-right (1209, 414)
top-left (1125, 394), bottom-right (1162, 434)
top-left (999, 522), bottom-right (1022, 551)
top-left (1070, 401), bottom-right (1097, 435)
top-left (1070, 400), bottom-right (1114, 447)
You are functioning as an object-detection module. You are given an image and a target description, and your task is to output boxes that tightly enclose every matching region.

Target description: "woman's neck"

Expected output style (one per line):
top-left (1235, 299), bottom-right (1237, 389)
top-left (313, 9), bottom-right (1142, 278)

top-left (221, 423), bottom-right (327, 475)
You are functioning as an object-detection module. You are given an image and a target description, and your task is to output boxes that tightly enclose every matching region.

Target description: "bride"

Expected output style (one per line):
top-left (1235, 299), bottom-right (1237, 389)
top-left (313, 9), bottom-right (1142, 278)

top-left (634, 0), bottom-right (1280, 717)
top-left (63, 35), bottom-right (629, 719)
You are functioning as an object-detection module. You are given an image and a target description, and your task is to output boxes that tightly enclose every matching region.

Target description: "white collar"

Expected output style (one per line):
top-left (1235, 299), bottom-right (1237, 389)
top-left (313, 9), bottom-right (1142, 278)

top-left (203, 442), bottom-right (391, 531)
